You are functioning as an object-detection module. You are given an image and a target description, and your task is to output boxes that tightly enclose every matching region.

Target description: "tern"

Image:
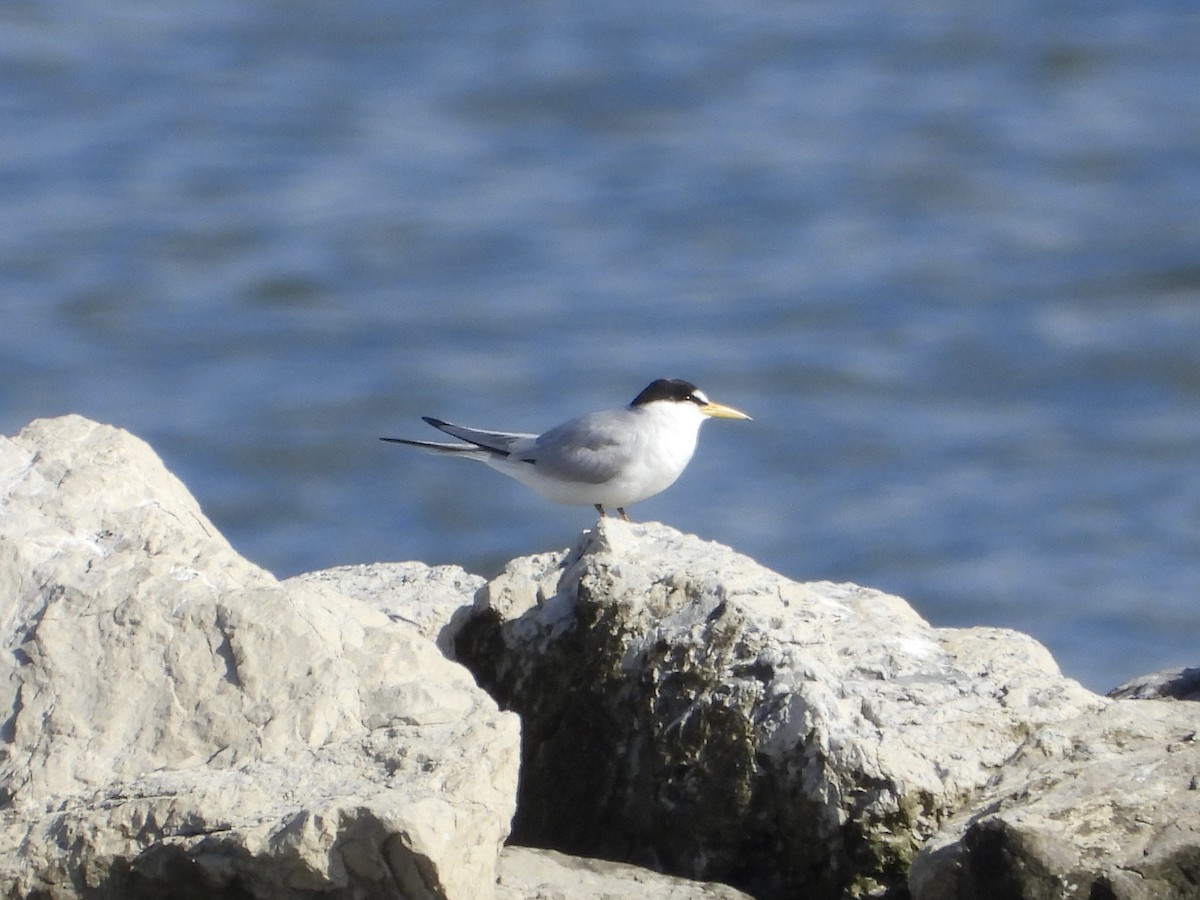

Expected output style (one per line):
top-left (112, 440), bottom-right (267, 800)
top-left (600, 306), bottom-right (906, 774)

top-left (381, 378), bottom-right (751, 520)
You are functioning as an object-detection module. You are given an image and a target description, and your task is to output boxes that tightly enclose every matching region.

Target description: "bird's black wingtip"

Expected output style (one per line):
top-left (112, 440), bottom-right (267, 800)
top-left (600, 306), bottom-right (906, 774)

top-left (422, 416), bottom-right (447, 427)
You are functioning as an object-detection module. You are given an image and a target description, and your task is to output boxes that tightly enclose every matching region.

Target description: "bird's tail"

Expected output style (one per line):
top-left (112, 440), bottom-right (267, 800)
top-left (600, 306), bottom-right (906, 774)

top-left (379, 437), bottom-right (498, 459)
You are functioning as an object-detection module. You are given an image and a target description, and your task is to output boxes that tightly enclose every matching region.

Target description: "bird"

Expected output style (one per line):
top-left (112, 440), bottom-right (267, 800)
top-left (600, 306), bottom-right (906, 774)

top-left (381, 378), bottom-right (751, 520)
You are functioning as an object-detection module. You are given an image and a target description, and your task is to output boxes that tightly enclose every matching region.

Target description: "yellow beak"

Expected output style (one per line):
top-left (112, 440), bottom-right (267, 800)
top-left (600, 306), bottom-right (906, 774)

top-left (699, 401), bottom-right (752, 421)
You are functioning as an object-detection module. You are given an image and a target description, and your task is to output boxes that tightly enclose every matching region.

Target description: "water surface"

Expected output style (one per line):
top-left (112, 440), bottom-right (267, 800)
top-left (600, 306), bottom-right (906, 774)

top-left (3, 0), bottom-right (1199, 692)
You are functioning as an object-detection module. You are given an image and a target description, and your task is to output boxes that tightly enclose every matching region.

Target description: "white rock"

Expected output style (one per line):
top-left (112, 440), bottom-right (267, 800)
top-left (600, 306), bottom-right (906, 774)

top-left (0, 415), bottom-right (520, 899)
top-left (289, 562), bottom-right (484, 657)
top-left (1108, 665), bottom-right (1200, 701)
top-left (496, 846), bottom-right (756, 899)
top-left (454, 518), bottom-right (1102, 899)
top-left (910, 699), bottom-right (1200, 900)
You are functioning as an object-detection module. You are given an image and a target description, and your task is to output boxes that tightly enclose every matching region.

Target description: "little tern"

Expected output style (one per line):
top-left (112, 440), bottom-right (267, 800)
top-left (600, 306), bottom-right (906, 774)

top-left (381, 378), bottom-right (751, 520)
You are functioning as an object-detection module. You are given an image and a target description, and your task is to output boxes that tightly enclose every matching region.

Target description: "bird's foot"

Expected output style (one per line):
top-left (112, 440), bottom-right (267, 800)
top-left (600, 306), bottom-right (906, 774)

top-left (594, 504), bottom-right (631, 522)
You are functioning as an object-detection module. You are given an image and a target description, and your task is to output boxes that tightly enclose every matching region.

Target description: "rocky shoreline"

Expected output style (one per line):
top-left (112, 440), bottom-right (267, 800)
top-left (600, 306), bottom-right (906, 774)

top-left (1, 415), bottom-right (1196, 899)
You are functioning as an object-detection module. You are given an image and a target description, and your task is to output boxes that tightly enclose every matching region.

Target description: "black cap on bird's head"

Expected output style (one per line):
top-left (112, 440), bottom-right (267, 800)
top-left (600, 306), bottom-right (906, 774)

top-left (630, 378), bottom-right (705, 407)
top-left (629, 379), bottom-right (752, 420)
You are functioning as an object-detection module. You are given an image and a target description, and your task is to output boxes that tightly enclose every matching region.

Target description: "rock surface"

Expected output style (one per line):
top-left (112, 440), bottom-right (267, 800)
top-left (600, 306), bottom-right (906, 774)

top-left (909, 699), bottom-right (1200, 900)
top-left (8, 413), bottom-right (1197, 900)
top-left (290, 562), bottom-right (484, 656)
top-left (0, 415), bottom-right (520, 899)
top-left (1109, 666), bottom-right (1200, 702)
top-left (453, 519), bottom-right (1102, 899)
top-left (496, 847), bottom-right (755, 900)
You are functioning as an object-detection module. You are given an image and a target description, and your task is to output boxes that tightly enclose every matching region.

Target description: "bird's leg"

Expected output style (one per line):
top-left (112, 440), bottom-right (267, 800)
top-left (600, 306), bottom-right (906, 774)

top-left (594, 504), bottom-right (606, 517)
top-left (618, 508), bottom-right (630, 522)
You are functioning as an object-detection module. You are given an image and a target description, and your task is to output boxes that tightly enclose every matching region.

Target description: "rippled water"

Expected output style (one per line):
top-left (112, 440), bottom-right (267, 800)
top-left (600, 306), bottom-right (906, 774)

top-left (3, 0), bottom-right (1198, 692)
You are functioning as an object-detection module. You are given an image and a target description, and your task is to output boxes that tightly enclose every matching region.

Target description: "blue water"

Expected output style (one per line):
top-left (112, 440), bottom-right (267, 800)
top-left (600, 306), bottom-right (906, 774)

top-left (3, 1), bottom-right (1198, 693)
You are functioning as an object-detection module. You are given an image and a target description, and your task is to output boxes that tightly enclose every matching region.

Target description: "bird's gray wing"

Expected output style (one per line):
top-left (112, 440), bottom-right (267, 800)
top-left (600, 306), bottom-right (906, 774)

top-left (523, 412), bottom-right (636, 485)
top-left (422, 418), bottom-right (537, 456)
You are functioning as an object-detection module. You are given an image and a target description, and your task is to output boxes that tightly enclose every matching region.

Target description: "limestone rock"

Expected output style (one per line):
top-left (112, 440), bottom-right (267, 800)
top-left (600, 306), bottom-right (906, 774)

top-left (496, 847), bottom-right (755, 900)
top-left (909, 699), bottom-right (1200, 900)
top-left (1108, 665), bottom-right (1200, 702)
top-left (290, 562), bottom-right (484, 656)
top-left (453, 519), bottom-right (1102, 899)
top-left (0, 415), bottom-right (520, 899)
